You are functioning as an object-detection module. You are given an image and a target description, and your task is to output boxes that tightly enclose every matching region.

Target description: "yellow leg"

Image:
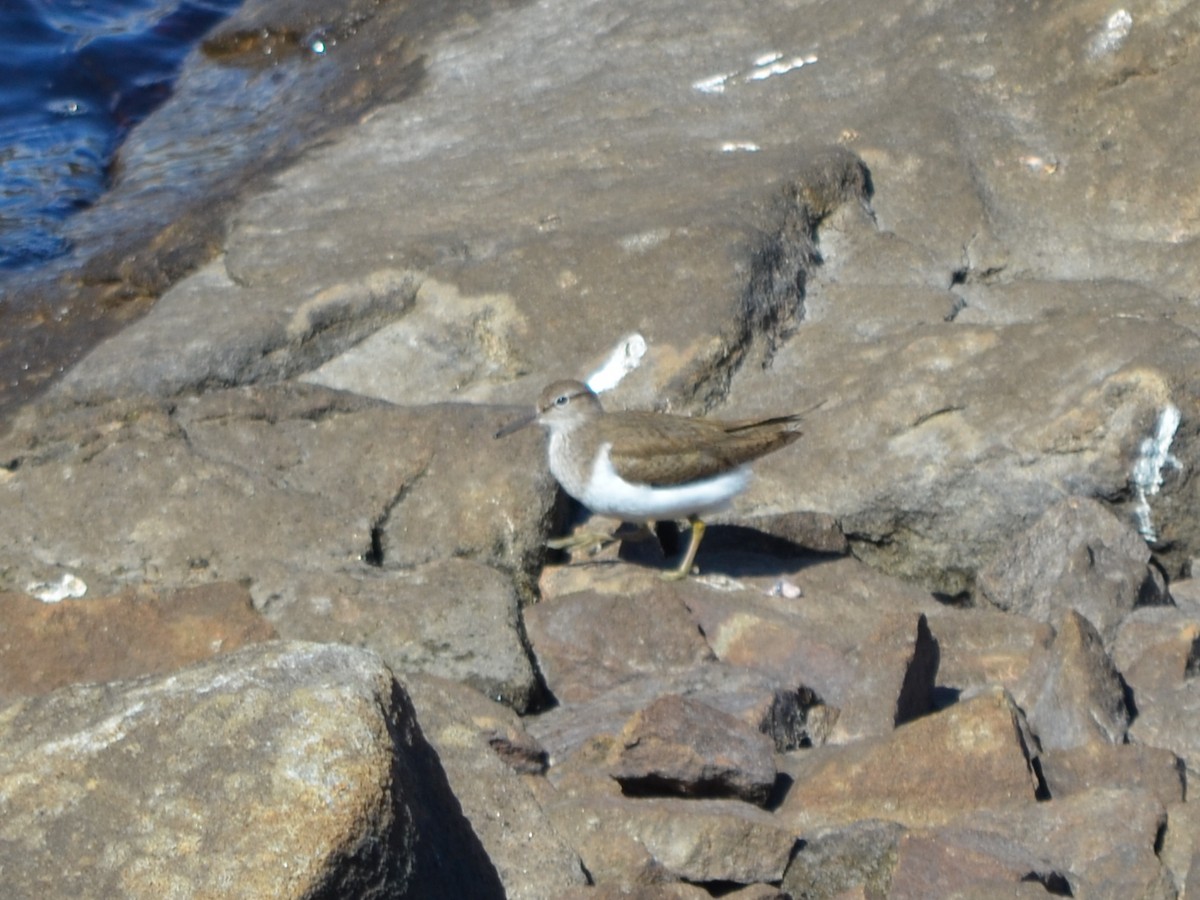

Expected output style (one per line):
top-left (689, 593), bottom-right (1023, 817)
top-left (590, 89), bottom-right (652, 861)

top-left (661, 516), bottom-right (705, 581)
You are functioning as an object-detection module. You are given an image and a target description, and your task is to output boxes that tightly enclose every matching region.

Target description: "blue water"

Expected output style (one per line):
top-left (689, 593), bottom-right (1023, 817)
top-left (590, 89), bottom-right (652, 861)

top-left (0, 0), bottom-right (243, 270)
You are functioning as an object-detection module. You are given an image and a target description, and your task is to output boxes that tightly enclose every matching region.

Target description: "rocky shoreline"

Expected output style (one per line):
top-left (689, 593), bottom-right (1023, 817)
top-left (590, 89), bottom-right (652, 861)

top-left (2, 0), bottom-right (1199, 896)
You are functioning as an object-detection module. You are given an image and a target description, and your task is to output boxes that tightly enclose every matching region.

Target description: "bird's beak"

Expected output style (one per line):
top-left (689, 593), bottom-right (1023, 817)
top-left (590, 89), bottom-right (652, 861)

top-left (495, 411), bottom-right (537, 439)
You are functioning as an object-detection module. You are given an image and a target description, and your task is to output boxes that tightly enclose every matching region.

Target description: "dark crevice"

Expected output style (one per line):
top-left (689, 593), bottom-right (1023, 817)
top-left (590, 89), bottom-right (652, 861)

top-left (1020, 870), bottom-right (1073, 896)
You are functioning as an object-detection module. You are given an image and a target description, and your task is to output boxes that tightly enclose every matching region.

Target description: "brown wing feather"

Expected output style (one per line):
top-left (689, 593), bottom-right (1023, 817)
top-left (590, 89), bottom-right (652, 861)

top-left (605, 411), bottom-right (803, 487)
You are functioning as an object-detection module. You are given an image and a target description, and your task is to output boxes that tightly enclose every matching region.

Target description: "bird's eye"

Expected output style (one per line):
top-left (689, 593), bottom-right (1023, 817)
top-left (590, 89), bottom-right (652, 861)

top-left (555, 394), bottom-right (569, 407)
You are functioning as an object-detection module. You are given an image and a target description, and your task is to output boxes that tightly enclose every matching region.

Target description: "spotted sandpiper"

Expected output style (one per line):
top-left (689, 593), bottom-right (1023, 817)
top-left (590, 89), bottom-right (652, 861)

top-left (496, 379), bottom-right (811, 579)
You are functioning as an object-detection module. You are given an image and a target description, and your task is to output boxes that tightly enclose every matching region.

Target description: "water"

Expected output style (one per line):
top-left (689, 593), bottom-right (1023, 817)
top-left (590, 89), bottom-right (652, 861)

top-left (0, 0), bottom-right (244, 271)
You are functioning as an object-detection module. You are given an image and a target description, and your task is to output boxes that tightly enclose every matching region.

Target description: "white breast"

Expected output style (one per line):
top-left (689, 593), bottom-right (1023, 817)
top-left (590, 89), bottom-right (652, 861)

top-left (574, 443), bottom-right (752, 522)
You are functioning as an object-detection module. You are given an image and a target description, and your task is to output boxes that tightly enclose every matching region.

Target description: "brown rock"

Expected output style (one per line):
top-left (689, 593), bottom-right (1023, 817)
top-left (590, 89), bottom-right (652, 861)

top-left (1160, 800), bottom-right (1200, 898)
top-left (1113, 604), bottom-right (1200, 705)
top-left (780, 689), bottom-right (1041, 831)
top-left (1129, 679), bottom-right (1200, 779)
top-left (403, 675), bottom-right (587, 898)
top-left (546, 794), bottom-right (798, 885)
top-left (829, 612), bottom-right (939, 744)
top-left (610, 694), bottom-right (777, 805)
top-left (885, 829), bottom-right (1069, 900)
top-left (526, 664), bottom-right (819, 766)
top-left (976, 496), bottom-right (1167, 643)
top-left (524, 585), bottom-right (714, 704)
top-left (924, 606), bottom-right (1055, 699)
top-left (1019, 609), bottom-right (1130, 750)
top-left (1038, 743), bottom-right (1184, 808)
top-left (0, 641), bottom-right (504, 899)
top-left (968, 788), bottom-right (1172, 899)
top-left (0, 583), bottom-right (274, 703)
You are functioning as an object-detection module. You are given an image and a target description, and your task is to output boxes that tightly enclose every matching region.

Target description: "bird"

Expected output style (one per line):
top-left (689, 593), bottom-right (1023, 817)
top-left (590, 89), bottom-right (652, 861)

top-left (496, 379), bottom-right (811, 579)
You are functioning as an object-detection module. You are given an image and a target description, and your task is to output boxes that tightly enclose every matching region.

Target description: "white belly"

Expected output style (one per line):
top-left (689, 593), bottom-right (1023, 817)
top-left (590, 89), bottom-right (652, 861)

top-left (564, 442), bottom-right (751, 522)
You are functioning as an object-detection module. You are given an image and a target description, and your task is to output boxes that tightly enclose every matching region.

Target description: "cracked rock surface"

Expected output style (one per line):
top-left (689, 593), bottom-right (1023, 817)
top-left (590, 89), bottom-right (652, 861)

top-left (2, 0), bottom-right (1200, 896)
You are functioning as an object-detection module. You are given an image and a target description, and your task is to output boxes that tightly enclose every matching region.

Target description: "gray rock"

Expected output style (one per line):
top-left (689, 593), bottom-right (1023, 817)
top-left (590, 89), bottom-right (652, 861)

top-left (1129, 679), bottom-right (1200, 781)
top-left (780, 820), bottom-right (907, 900)
top-left (1020, 609), bottom-right (1131, 750)
top-left (610, 694), bottom-right (778, 805)
top-left (0, 641), bottom-right (504, 899)
top-left (402, 675), bottom-right (588, 898)
top-left (1113, 604), bottom-right (1200, 707)
top-left (976, 496), bottom-right (1167, 643)
top-left (0, 385), bottom-right (545, 711)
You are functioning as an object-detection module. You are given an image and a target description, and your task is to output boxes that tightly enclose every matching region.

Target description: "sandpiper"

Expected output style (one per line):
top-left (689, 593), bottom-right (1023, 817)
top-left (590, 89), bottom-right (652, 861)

top-left (496, 379), bottom-right (810, 579)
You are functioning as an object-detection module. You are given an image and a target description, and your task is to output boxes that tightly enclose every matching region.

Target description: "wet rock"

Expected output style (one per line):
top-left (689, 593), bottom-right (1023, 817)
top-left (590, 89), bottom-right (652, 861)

top-left (609, 694), bottom-right (777, 805)
top-left (403, 675), bottom-right (587, 898)
top-left (977, 497), bottom-right (1167, 643)
top-left (779, 689), bottom-right (1041, 831)
top-left (0, 641), bottom-right (504, 899)
top-left (0, 583), bottom-right (274, 704)
top-left (1019, 609), bottom-right (1131, 750)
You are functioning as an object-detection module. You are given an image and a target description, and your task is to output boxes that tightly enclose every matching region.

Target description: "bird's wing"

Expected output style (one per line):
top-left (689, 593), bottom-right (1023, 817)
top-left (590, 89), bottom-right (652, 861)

top-left (605, 412), bottom-right (801, 487)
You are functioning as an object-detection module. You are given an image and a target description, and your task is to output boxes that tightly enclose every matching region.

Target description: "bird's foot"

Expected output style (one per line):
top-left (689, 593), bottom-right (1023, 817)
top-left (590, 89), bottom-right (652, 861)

top-left (547, 530), bottom-right (620, 556)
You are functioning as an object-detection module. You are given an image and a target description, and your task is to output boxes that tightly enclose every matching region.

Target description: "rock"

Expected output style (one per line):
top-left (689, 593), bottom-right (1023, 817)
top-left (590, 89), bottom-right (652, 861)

top-left (976, 496), bottom-right (1167, 643)
top-left (1112, 604), bottom-right (1200, 705)
top-left (268, 558), bottom-right (540, 712)
top-left (0, 641), bottom-right (504, 899)
top-left (968, 788), bottom-right (1173, 900)
top-left (527, 663), bottom-right (819, 766)
top-left (558, 885), bottom-right (711, 900)
top-left (885, 829), bottom-right (1070, 900)
top-left (1019, 609), bottom-right (1131, 750)
top-left (1161, 801), bottom-right (1200, 899)
top-left (0, 386), bottom-right (545, 711)
top-left (780, 820), bottom-right (907, 900)
top-left (524, 578), bottom-right (715, 705)
top-left (609, 694), bottom-right (778, 805)
top-left (0, 583), bottom-right (274, 704)
top-left (680, 555), bottom-right (932, 716)
top-left (828, 611), bottom-right (939, 744)
top-left (1129, 679), bottom-right (1200, 780)
top-left (545, 794), bottom-right (798, 885)
top-left (402, 675), bottom-right (588, 898)
top-left (925, 606), bottom-right (1055, 700)
top-left (779, 689), bottom-right (1041, 831)
top-left (1038, 743), bottom-right (1184, 808)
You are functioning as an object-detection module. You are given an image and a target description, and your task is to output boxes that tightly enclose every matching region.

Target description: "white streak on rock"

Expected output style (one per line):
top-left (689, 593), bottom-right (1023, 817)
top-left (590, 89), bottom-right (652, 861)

top-left (721, 141), bottom-right (761, 153)
top-left (587, 333), bottom-right (647, 393)
top-left (1090, 9), bottom-right (1132, 57)
top-left (27, 573), bottom-right (87, 603)
top-left (1131, 403), bottom-right (1181, 542)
